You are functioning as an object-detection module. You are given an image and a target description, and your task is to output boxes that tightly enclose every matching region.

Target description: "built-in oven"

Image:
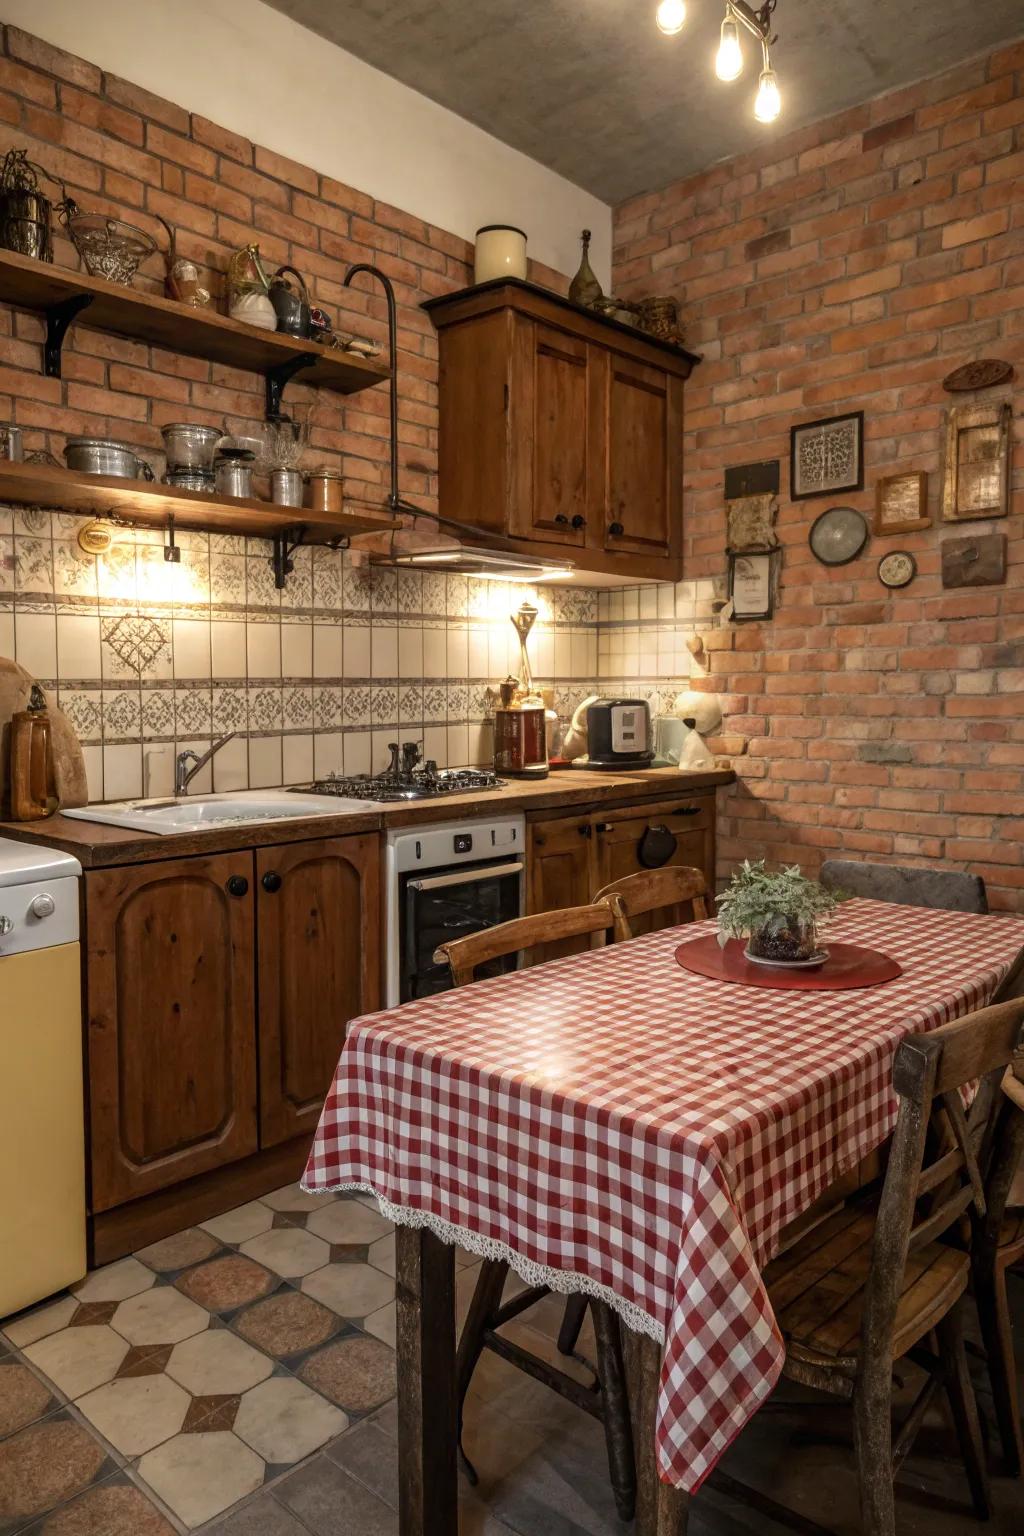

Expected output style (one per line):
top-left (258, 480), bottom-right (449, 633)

top-left (385, 815), bottom-right (526, 1006)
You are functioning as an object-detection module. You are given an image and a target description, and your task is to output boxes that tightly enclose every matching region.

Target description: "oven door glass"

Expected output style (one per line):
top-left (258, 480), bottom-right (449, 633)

top-left (400, 859), bottom-right (523, 1003)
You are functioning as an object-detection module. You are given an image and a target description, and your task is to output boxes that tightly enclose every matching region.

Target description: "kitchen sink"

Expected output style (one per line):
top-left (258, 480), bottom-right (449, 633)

top-left (62, 790), bottom-right (378, 836)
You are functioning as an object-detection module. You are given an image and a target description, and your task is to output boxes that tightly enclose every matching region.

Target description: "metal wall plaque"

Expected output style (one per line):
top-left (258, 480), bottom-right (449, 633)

top-left (941, 533), bottom-right (1007, 588)
top-left (942, 401), bottom-right (1011, 521)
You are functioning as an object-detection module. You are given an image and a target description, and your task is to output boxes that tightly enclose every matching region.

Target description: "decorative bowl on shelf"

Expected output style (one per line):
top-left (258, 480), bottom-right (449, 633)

top-left (59, 201), bottom-right (157, 286)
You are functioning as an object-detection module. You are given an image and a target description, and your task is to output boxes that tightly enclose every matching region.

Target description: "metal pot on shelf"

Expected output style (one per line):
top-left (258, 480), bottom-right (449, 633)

top-left (160, 423), bottom-right (223, 471)
top-left (269, 265), bottom-right (312, 338)
top-left (63, 438), bottom-right (154, 480)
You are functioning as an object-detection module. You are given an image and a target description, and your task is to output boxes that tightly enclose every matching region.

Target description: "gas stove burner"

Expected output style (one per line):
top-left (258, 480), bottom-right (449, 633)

top-left (294, 749), bottom-right (505, 803)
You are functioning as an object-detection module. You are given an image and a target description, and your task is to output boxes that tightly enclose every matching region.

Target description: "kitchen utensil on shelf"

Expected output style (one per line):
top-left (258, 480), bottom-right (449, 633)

top-left (269, 264), bottom-right (312, 338)
top-left (214, 448), bottom-right (255, 499)
top-left (160, 423), bottom-right (223, 471)
top-left (63, 438), bottom-right (154, 480)
top-left (0, 425), bottom-right (23, 462)
top-left (0, 149), bottom-right (56, 262)
top-left (271, 467), bottom-right (303, 507)
top-left (163, 466), bottom-right (215, 493)
top-left (585, 699), bottom-right (653, 769)
top-left (227, 242), bottom-right (276, 330)
top-left (9, 684), bottom-right (57, 821)
top-left (304, 467), bottom-right (343, 514)
top-left (155, 215), bottom-right (211, 307)
top-left (57, 199), bottom-right (158, 286)
top-left (474, 225), bottom-right (527, 284)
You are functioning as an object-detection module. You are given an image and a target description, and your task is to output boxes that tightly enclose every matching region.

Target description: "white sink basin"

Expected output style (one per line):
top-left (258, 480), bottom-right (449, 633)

top-left (62, 790), bottom-right (377, 836)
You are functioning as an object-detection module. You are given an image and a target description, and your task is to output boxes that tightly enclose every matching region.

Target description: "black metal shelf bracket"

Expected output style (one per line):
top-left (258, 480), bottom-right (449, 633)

top-left (270, 526), bottom-right (306, 590)
top-left (44, 294), bottom-right (93, 378)
top-left (264, 353), bottom-right (317, 419)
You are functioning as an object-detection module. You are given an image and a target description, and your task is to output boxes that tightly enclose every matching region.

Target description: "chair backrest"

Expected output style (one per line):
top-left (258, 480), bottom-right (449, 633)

top-left (434, 897), bottom-right (623, 987)
top-left (593, 866), bottom-right (709, 942)
top-left (819, 859), bottom-right (988, 913)
top-left (991, 943), bottom-right (1024, 1004)
top-left (862, 999), bottom-right (1024, 1355)
top-left (977, 1057), bottom-right (1024, 1259)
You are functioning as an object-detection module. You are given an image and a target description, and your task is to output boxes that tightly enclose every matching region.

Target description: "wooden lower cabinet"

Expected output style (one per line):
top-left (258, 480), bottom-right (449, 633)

top-left (86, 851), bottom-right (258, 1213)
top-left (256, 833), bottom-right (380, 1147)
top-left (526, 815), bottom-right (596, 961)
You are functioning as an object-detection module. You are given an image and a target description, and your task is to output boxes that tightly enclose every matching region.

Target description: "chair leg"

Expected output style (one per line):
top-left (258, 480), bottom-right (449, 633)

top-left (937, 1303), bottom-right (992, 1520)
top-left (557, 1294), bottom-right (588, 1356)
top-left (591, 1301), bottom-right (636, 1522)
top-left (852, 1363), bottom-right (896, 1536)
top-left (974, 1255), bottom-right (1023, 1477)
top-left (455, 1257), bottom-right (509, 1484)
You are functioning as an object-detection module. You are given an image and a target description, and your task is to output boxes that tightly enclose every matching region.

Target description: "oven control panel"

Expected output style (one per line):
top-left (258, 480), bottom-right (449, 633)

top-left (389, 816), bottom-right (524, 873)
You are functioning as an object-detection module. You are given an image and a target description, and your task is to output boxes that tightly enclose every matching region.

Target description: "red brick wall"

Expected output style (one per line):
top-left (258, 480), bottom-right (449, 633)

top-left (614, 41), bottom-right (1024, 912)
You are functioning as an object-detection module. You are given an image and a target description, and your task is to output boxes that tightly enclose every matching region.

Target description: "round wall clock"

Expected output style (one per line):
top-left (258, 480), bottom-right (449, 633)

top-left (877, 550), bottom-right (916, 589)
top-left (808, 506), bottom-right (868, 566)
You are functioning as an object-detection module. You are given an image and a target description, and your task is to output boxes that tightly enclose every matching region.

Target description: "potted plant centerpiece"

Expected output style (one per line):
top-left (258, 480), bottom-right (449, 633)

top-left (717, 860), bottom-right (838, 968)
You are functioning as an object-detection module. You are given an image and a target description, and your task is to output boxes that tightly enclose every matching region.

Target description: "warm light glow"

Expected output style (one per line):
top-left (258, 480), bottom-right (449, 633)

top-left (655, 0), bottom-right (686, 36)
top-left (715, 16), bottom-right (743, 80)
top-left (754, 67), bottom-right (781, 122)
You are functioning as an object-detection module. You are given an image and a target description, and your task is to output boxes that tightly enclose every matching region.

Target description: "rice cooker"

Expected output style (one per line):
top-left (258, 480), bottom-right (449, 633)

top-left (585, 699), bottom-right (653, 770)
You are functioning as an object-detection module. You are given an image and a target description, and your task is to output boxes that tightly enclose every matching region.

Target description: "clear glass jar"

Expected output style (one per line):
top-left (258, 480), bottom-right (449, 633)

top-left (747, 912), bottom-right (819, 963)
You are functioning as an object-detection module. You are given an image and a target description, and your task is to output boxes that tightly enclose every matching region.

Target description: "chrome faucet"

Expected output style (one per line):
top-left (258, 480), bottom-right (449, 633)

top-left (175, 732), bottom-right (237, 797)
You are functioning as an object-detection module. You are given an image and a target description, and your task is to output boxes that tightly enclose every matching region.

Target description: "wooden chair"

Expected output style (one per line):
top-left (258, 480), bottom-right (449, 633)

top-left (820, 858), bottom-right (988, 913)
top-left (593, 864), bottom-right (709, 941)
top-left (762, 997), bottom-right (1024, 1536)
top-left (433, 899), bottom-right (637, 1521)
top-left (972, 1054), bottom-right (1024, 1476)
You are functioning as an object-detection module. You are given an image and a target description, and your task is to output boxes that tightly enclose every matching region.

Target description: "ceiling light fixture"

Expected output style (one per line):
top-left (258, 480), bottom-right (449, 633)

top-left (661, 0), bottom-right (782, 122)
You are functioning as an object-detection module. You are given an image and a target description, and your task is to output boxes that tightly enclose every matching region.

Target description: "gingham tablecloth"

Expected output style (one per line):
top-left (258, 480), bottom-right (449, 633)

top-left (303, 898), bottom-right (1023, 1491)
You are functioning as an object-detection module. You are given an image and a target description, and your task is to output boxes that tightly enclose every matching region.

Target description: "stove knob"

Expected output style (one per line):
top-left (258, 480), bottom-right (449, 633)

top-left (0, 915), bottom-right (13, 935)
top-left (30, 893), bottom-right (55, 919)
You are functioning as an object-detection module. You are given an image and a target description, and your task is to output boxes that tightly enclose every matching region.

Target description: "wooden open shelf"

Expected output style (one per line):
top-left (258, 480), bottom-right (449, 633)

top-left (0, 460), bottom-right (399, 545)
top-left (0, 246), bottom-right (390, 398)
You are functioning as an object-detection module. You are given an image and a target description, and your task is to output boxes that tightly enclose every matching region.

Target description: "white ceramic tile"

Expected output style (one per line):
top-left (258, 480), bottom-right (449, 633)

top-left (143, 745), bottom-right (175, 798)
top-left (56, 614), bottom-right (101, 680)
top-left (398, 626), bottom-right (422, 676)
top-left (248, 734), bottom-right (282, 788)
top-left (172, 618), bottom-right (212, 679)
top-left (283, 733), bottom-right (313, 784)
top-left (246, 623), bottom-right (281, 679)
top-left (0, 609), bottom-right (14, 659)
top-left (344, 625), bottom-right (370, 676)
top-left (80, 743), bottom-right (102, 801)
top-left (422, 724), bottom-right (446, 766)
top-left (313, 624), bottom-right (342, 678)
top-left (371, 625), bottom-right (397, 678)
top-left (15, 610), bottom-right (57, 678)
top-left (447, 724), bottom-right (469, 767)
top-left (313, 730), bottom-right (344, 778)
top-left (282, 622), bottom-right (312, 677)
top-left (343, 731), bottom-right (371, 775)
top-left (446, 625), bottom-right (467, 676)
top-left (467, 628), bottom-right (488, 678)
top-left (423, 628), bottom-right (447, 678)
top-left (211, 620), bottom-right (246, 678)
top-left (103, 743), bottom-right (143, 800)
top-left (639, 586), bottom-right (658, 619)
top-left (212, 734), bottom-right (249, 791)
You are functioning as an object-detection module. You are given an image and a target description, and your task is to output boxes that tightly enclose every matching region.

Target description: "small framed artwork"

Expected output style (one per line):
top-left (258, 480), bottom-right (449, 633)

top-left (728, 551), bottom-right (776, 620)
top-left (874, 471), bottom-right (930, 535)
top-left (942, 401), bottom-right (1011, 521)
top-left (790, 411), bottom-right (864, 501)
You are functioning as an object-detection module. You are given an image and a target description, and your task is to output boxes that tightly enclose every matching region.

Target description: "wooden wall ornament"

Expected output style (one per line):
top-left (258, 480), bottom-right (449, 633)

top-left (874, 471), bottom-right (930, 536)
top-left (726, 492), bottom-right (778, 551)
top-left (942, 359), bottom-right (1015, 393)
top-left (942, 401), bottom-right (1011, 521)
top-left (941, 533), bottom-right (1007, 589)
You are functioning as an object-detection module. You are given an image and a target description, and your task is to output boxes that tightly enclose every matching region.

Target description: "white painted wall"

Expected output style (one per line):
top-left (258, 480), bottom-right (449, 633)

top-left (3, 0), bottom-right (611, 284)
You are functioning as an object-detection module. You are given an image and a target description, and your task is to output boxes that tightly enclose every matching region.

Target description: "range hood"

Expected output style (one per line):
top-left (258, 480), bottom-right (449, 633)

top-left (370, 543), bottom-right (576, 583)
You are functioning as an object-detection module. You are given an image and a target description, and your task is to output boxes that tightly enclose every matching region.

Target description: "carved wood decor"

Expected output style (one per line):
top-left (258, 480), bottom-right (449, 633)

top-left (942, 401), bottom-right (1011, 521)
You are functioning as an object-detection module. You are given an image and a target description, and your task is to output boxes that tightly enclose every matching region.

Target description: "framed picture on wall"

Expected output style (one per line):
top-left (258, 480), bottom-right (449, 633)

top-left (790, 411), bottom-right (864, 501)
top-left (874, 471), bottom-right (930, 535)
top-left (728, 551), bottom-right (776, 620)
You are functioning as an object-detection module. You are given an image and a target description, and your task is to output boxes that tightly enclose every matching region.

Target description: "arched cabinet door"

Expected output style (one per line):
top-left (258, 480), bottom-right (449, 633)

top-left (255, 833), bottom-right (381, 1148)
top-left (86, 852), bottom-right (257, 1211)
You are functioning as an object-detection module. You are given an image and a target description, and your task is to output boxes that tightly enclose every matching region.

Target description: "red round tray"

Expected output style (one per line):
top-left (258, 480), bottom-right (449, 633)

top-left (674, 935), bottom-right (903, 990)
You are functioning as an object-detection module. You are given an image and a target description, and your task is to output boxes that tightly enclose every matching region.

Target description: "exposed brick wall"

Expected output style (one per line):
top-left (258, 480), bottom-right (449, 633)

top-left (613, 40), bottom-right (1024, 912)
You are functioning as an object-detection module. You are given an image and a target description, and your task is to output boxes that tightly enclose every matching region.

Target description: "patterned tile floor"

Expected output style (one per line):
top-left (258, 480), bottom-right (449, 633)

top-left (2, 1184), bottom-right (1023, 1535)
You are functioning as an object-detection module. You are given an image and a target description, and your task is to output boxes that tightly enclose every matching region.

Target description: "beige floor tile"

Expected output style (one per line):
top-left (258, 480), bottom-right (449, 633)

top-left (138, 1429), bottom-right (264, 1527)
top-left (233, 1376), bottom-right (348, 1463)
top-left (2, 1295), bottom-right (77, 1349)
top-left (74, 1256), bottom-right (156, 1304)
top-left (363, 1302), bottom-right (397, 1349)
top-left (306, 1201), bottom-right (393, 1246)
top-left (367, 1233), bottom-right (396, 1277)
top-left (167, 1329), bottom-right (273, 1396)
top-left (239, 1228), bottom-right (331, 1279)
top-left (112, 1286), bottom-right (210, 1346)
top-left (301, 1263), bottom-right (395, 1320)
top-left (23, 1324), bottom-right (129, 1400)
top-left (262, 1183), bottom-right (335, 1213)
top-left (77, 1372), bottom-right (190, 1456)
top-left (200, 1201), bottom-right (274, 1245)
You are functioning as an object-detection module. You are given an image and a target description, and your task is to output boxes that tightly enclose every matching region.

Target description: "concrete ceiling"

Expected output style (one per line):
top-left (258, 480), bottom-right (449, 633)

top-left (263, 0), bottom-right (1023, 204)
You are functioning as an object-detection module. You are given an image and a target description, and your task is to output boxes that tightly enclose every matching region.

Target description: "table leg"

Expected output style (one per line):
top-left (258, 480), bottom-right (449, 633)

top-left (396, 1225), bottom-right (458, 1536)
top-left (623, 1328), bottom-right (691, 1536)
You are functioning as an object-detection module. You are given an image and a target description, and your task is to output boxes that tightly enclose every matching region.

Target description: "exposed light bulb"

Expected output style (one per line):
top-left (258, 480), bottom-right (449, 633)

top-left (655, 0), bottom-right (686, 37)
top-left (754, 67), bottom-right (781, 123)
top-left (715, 16), bottom-right (743, 81)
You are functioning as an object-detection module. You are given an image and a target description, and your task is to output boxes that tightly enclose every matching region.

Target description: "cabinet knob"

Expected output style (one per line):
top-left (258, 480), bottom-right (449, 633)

top-left (262, 871), bottom-right (282, 894)
top-left (608, 521), bottom-right (624, 537)
top-left (30, 893), bottom-right (55, 919)
top-left (577, 823), bottom-right (592, 838)
top-left (534, 834), bottom-right (547, 847)
top-left (226, 875), bottom-right (249, 898)
top-left (571, 515), bottom-right (586, 530)
top-left (554, 513), bottom-right (569, 526)
top-left (595, 822), bottom-right (612, 833)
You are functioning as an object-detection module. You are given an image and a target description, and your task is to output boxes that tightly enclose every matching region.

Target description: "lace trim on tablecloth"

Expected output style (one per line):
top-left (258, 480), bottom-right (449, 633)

top-left (302, 1179), bottom-right (665, 1345)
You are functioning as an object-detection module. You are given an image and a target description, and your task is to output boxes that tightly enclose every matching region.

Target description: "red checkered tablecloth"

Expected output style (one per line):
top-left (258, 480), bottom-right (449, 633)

top-left (303, 898), bottom-right (1023, 1491)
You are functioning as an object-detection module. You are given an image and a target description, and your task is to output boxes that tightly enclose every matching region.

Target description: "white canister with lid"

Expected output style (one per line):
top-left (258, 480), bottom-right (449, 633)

top-left (474, 225), bottom-right (527, 284)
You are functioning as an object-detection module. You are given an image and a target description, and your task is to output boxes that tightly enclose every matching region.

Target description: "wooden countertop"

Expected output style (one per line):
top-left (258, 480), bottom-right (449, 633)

top-left (0, 767), bottom-right (734, 869)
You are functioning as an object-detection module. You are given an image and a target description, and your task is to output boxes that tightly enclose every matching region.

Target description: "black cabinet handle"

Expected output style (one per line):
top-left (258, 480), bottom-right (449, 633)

top-left (595, 822), bottom-right (613, 833)
top-left (608, 520), bottom-right (624, 537)
top-left (577, 823), bottom-right (593, 838)
top-left (262, 871), bottom-right (282, 893)
top-left (571, 515), bottom-right (586, 529)
top-left (554, 513), bottom-right (569, 525)
top-left (226, 875), bottom-right (249, 898)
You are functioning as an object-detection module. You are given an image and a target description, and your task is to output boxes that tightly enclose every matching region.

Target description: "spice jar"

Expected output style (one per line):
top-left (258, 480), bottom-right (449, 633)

top-left (214, 448), bottom-right (255, 499)
top-left (304, 468), bottom-right (344, 514)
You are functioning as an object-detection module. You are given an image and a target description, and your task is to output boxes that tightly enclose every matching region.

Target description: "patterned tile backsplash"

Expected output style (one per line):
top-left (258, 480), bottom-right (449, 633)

top-left (0, 506), bottom-right (716, 804)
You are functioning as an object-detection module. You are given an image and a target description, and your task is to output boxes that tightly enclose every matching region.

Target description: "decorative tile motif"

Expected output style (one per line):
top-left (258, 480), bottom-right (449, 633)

top-left (312, 549), bottom-right (342, 609)
top-left (233, 1293), bottom-right (340, 1362)
top-left (370, 686), bottom-right (397, 726)
top-left (422, 684), bottom-right (446, 723)
top-left (369, 568), bottom-right (397, 615)
top-left (101, 615), bottom-right (170, 676)
top-left (342, 686), bottom-right (370, 726)
top-left (312, 687), bottom-right (342, 730)
top-left (446, 683), bottom-right (467, 721)
top-left (210, 555), bottom-right (246, 605)
top-left (280, 547), bottom-right (312, 611)
top-left (53, 540), bottom-right (98, 597)
top-left (181, 1393), bottom-right (241, 1434)
top-left (397, 569), bottom-right (421, 614)
top-left (247, 687), bottom-right (283, 732)
top-left (282, 686), bottom-right (313, 729)
top-left (246, 556), bottom-right (279, 610)
top-left (344, 566), bottom-right (373, 613)
top-left (174, 687), bottom-right (213, 737)
top-left (102, 689), bottom-right (142, 741)
top-left (14, 537), bottom-right (53, 592)
top-left (420, 572), bottom-right (446, 616)
top-left (0, 1414), bottom-right (113, 1530)
top-left (212, 687), bottom-right (248, 733)
top-left (141, 688), bottom-right (175, 738)
top-left (298, 1336), bottom-right (396, 1414)
top-left (175, 1256), bottom-right (276, 1312)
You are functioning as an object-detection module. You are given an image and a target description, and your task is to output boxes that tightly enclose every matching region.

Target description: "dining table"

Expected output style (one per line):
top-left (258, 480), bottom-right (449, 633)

top-left (303, 896), bottom-right (1024, 1535)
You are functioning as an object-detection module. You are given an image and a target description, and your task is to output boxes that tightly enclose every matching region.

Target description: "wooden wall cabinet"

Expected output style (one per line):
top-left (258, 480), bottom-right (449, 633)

top-left (425, 280), bottom-right (699, 583)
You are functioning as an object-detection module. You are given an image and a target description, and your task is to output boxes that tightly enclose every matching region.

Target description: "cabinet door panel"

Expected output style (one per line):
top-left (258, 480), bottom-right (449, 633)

top-left (510, 320), bottom-right (594, 547)
top-left (602, 352), bottom-right (682, 559)
top-left (526, 816), bottom-right (597, 962)
top-left (256, 834), bottom-right (381, 1148)
top-left (86, 853), bottom-right (257, 1212)
top-left (594, 800), bottom-right (714, 936)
